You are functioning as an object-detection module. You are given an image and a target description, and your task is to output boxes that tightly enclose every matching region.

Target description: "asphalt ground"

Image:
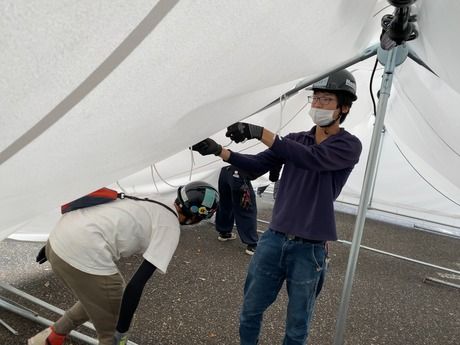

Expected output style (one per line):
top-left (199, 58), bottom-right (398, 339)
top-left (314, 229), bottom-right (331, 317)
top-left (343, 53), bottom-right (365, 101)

top-left (1, 198), bottom-right (459, 345)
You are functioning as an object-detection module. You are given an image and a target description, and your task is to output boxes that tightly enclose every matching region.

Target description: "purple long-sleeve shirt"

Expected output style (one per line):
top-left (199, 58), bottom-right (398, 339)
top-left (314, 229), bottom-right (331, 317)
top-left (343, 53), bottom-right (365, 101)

top-left (228, 126), bottom-right (362, 241)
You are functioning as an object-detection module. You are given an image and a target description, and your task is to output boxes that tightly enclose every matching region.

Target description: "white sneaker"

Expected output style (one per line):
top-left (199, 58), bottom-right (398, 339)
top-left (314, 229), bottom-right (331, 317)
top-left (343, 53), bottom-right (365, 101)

top-left (28, 327), bottom-right (66, 345)
top-left (217, 232), bottom-right (237, 241)
top-left (245, 245), bottom-right (256, 256)
top-left (28, 327), bottom-right (52, 345)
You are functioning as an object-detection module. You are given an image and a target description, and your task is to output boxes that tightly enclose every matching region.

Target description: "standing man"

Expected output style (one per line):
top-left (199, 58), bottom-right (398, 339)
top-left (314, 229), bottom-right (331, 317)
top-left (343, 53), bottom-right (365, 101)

top-left (215, 165), bottom-right (259, 255)
top-left (192, 69), bottom-right (362, 345)
top-left (28, 181), bottom-right (219, 345)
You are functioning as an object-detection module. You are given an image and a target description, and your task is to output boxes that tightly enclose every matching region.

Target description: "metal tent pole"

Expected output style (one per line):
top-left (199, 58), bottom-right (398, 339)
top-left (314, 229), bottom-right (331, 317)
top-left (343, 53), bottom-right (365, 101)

top-left (0, 282), bottom-right (95, 331)
top-left (333, 44), bottom-right (409, 345)
top-left (367, 127), bottom-right (385, 208)
top-left (0, 297), bottom-right (98, 345)
top-left (337, 240), bottom-right (460, 275)
top-left (0, 282), bottom-right (139, 345)
top-left (257, 219), bottom-right (460, 275)
top-left (255, 45), bottom-right (378, 114)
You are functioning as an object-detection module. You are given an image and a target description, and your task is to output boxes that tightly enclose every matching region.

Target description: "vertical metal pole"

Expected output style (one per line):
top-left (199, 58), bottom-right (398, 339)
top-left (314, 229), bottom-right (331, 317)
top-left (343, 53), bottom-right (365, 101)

top-left (333, 46), bottom-right (401, 345)
top-left (367, 127), bottom-right (385, 208)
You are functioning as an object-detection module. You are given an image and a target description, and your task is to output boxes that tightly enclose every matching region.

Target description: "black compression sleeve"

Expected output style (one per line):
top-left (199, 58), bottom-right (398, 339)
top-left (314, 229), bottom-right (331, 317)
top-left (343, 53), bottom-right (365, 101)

top-left (116, 259), bottom-right (156, 333)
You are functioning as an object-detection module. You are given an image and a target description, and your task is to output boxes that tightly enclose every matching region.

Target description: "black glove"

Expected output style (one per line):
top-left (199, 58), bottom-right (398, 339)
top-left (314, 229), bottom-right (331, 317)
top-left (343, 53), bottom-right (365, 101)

top-left (36, 245), bottom-right (47, 264)
top-left (225, 122), bottom-right (263, 143)
top-left (191, 138), bottom-right (222, 156)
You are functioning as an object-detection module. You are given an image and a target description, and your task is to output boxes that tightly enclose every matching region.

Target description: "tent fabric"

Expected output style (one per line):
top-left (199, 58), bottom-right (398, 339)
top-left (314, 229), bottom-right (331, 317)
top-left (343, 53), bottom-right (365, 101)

top-left (2, 1), bottom-right (460, 241)
top-left (388, 62), bottom-right (460, 205)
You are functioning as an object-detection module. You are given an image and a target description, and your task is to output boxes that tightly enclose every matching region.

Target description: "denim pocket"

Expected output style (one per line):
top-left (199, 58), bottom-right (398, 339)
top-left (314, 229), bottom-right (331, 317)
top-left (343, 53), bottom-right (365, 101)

top-left (311, 244), bottom-right (326, 272)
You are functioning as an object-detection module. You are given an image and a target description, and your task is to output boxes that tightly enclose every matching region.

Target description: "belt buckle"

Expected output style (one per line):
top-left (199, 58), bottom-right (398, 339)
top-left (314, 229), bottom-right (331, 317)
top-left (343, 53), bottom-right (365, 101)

top-left (286, 234), bottom-right (296, 241)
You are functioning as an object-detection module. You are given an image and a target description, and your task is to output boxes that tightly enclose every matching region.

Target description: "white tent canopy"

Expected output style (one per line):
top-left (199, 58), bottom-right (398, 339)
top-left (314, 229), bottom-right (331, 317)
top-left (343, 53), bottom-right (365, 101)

top-left (2, 0), bottom-right (460, 241)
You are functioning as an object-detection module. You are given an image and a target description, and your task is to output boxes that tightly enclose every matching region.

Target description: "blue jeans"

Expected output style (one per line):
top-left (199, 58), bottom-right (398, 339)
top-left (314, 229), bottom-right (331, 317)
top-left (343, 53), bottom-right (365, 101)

top-left (239, 229), bottom-right (327, 345)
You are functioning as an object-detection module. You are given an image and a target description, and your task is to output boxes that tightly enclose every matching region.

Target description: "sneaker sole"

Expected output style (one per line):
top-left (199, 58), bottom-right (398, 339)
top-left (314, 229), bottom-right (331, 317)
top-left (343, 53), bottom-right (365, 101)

top-left (28, 327), bottom-right (52, 345)
top-left (245, 249), bottom-right (255, 255)
top-left (217, 235), bottom-right (237, 242)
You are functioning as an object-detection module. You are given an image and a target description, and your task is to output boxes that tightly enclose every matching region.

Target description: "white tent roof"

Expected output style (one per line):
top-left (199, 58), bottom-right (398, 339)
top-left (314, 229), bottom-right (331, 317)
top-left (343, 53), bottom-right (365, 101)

top-left (2, 0), bottom-right (460, 240)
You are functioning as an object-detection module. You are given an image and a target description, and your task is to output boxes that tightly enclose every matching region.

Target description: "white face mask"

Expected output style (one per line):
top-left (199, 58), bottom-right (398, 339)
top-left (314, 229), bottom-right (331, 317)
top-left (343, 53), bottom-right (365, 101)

top-left (309, 107), bottom-right (336, 126)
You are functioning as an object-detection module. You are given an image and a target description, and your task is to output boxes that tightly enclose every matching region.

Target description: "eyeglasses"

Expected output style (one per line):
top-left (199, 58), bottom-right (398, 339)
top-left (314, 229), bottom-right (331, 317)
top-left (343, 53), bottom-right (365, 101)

top-left (307, 95), bottom-right (336, 105)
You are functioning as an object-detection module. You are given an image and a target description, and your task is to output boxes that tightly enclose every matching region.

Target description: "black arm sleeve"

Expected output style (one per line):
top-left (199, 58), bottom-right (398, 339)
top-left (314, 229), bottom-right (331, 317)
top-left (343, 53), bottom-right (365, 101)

top-left (116, 259), bottom-right (156, 333)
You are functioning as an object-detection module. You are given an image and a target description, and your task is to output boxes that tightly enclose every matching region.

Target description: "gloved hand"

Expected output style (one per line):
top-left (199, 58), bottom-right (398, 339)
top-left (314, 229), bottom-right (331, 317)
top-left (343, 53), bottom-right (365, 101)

top-left (225, 122), bottom-right (263, 143)
top-left (191, 138), bottom-right (222, 156)
top-left (36, 245), bottom-right (47, 264)
top-left (113, 330), bottom-right (129, 345)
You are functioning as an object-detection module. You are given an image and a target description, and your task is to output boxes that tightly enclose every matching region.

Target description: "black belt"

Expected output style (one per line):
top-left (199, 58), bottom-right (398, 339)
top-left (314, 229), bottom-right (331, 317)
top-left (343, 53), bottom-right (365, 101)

top-left (271, 229), bottom-right (325, 244)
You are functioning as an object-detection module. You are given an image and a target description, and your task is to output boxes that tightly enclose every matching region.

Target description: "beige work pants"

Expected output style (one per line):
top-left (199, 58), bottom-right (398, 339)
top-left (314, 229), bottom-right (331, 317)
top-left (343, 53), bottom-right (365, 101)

top-left (46, 242), bottom-right (125, 345)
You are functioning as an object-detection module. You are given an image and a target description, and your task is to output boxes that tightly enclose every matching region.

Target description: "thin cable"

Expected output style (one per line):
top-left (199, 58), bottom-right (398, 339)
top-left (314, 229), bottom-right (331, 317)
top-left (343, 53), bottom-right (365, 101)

top-left (183, 100), bottom-right (310, 179)
top-left (373, 4), bottom-right (392, 17)
top-left (392, 141), bottom-right (460, 207)
top-left (393, 73), bottom-right (460, 158)
top-left (369, 57), bottom-right (379, 116)
top-left (280, 101), bottom-right (309, 130)
top-left (116, 181), bottom-right (127, 193)
top-left (152, 164), bottom-right (179, 188)
top-left (222, 139), bottom-right (234, 148)
top-left (164, 94), bottom-right (309, 185)
top-left (150, 165), bottom-right (160, 192)
top-left (367, 62), bottom-right (460, 213)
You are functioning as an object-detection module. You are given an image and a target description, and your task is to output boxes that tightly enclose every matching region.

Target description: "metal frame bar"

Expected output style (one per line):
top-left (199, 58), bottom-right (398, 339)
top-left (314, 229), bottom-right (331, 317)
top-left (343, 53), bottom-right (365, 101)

top-left (254, 44), bottom-right (379, 114)
top-left (0, 282), bottom-right (95, 330)
top-left (257, 219), bottom-right (459, 275)
top-left (337, 240), bottom-right (460, 275)
top-left (0, 282), bottom-right (138, 345)
top-left (423, 277), bottom-right (460, 290)
top-left (254, 39), bottom-right (451, 341)
top-left (0, 297), bottom-right (98, 344)
top-left (0, 316), bottom-right (18, 335)
top-left (332, 44), bottom-right (405, 345)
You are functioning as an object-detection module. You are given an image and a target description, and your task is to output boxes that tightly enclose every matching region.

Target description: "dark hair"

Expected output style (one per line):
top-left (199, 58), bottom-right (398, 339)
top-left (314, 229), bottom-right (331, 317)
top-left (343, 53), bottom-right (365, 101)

top-left (335, 92), bottom-right (355, 123)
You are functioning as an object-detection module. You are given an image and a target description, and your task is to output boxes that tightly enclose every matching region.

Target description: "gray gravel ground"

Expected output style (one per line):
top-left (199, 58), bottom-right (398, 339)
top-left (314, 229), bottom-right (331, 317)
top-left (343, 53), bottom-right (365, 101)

top-left (1, 198), bottom-right (459, 345)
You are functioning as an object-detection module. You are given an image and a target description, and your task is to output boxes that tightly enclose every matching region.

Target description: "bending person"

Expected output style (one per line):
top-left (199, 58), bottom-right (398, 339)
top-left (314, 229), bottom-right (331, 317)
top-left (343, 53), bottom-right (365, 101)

top-left (28, 181), bottom-right (219, 345)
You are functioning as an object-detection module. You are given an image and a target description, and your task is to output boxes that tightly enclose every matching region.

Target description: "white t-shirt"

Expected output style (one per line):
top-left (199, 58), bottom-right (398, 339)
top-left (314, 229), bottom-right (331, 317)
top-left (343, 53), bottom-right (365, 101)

top-left (49, 196), bottom-right (180, 275)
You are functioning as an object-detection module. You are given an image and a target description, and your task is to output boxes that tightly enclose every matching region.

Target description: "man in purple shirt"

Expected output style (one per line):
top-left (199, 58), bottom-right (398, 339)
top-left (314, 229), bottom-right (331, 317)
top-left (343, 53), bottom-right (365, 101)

top-left (192, 69), bottom-right (362, 345)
